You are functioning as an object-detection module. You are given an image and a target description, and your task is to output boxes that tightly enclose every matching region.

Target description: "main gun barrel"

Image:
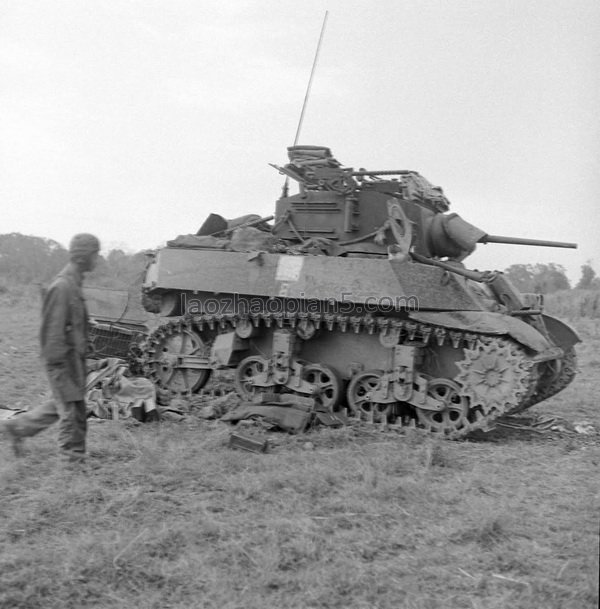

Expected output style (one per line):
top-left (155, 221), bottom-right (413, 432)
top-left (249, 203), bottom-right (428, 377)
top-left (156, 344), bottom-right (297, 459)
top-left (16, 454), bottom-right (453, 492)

top-left (479, 234), bottom-right (577, 249)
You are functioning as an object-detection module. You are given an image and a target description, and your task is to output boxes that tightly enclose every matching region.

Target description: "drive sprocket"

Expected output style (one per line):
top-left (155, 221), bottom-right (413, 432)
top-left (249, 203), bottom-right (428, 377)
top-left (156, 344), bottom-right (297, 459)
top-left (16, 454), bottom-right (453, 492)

top-left (455, 337), bottom-right (531, 415)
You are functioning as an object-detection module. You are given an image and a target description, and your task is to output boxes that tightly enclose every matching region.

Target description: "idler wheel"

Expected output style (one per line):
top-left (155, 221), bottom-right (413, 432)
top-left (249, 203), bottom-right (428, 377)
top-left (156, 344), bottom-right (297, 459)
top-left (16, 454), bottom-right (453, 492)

top-left (416, 378), bottom-right (470, 434)
top-left (143, 324), bottom-right (211, 397)
top-left (234, 355), bottom-right (274, 400)
top-left (346, 370), bottom-right (391, 422)
top-left (301, 364), bottom-right (341, 412)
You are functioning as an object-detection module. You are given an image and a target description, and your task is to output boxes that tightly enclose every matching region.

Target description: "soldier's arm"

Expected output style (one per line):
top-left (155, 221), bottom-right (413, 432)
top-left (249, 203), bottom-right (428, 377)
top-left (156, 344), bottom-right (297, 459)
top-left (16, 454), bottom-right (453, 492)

top-left (40, 281), bottom-right (70, 365)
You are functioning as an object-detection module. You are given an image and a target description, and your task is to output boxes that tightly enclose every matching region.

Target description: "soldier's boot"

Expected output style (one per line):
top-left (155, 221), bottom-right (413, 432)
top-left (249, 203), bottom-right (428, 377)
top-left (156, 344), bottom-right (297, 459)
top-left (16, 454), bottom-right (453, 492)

top-left (0, 420), bottom-right (24, 457)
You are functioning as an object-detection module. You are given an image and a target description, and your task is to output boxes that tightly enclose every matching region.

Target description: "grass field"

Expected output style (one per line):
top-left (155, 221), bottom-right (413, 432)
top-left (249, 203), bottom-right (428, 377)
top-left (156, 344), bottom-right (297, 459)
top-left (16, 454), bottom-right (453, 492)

top-left (1, 284), bottom-right (598, 609)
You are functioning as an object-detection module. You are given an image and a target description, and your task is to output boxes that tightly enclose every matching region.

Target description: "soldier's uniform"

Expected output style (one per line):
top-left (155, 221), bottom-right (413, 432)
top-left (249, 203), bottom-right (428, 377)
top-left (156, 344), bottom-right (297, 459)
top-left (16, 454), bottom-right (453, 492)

top-left (1, 234), bottom-right (100, 461)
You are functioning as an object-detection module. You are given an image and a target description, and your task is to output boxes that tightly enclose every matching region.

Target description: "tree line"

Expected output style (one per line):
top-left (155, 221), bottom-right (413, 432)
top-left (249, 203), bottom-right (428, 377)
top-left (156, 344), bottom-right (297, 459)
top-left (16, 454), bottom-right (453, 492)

top-left (0, 232), bottom-right (598, 294)
top-left (504, 262), bottom-right (599, 293)
top-left (0, 233), bottom-right (148, 289)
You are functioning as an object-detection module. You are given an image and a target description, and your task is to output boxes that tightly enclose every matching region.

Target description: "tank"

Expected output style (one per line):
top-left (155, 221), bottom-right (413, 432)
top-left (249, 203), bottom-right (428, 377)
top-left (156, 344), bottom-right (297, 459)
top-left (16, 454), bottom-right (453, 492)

top-left (139, 146), bottom-right (579, 437)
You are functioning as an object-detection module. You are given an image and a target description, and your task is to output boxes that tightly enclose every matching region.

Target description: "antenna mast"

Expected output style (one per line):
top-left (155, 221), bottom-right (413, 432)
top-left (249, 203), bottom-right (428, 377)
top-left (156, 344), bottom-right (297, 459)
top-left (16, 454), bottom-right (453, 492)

top-left (292, 11), bottom-right (329, 146)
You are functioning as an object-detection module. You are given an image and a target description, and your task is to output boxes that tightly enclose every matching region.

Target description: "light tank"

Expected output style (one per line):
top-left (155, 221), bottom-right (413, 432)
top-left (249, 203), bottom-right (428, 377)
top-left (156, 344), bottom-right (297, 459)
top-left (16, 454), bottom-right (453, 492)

top-left (139, 146), bottom-right (579, 437)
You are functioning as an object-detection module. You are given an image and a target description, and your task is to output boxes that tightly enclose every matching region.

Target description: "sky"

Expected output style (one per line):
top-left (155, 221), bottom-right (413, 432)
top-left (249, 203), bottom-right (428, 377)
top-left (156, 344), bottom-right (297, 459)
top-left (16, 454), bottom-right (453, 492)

top-left (1, 0), bottom-right (599, 284)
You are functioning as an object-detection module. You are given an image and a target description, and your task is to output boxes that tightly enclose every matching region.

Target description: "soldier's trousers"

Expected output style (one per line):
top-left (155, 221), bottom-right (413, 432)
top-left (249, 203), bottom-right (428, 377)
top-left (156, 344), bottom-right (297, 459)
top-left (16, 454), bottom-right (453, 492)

top-left (8, 396), bottom-right (87, 461)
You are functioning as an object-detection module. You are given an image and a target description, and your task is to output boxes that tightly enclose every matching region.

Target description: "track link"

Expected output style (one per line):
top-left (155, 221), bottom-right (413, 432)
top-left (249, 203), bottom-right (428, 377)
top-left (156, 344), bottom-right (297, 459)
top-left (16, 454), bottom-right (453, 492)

top-left (140, 310), bottom-right (571, 439)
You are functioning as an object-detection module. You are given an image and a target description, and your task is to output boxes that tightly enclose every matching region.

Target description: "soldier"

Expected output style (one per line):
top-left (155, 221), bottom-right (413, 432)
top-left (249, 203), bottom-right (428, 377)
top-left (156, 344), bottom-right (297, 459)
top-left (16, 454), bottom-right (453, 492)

top-left (0, 233), bottom-right (100, 463)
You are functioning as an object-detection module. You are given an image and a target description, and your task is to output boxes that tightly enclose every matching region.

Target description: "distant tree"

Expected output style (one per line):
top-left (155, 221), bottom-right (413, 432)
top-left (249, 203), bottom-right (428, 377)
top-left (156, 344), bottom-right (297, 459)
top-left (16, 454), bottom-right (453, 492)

top-left (0, 233), bottom-right (69, 283)
top-left (106, 249), bottom-right (128, 273)
top-left (576, 263), bottom-right (600, 290)
top-left (503, 264), bottom-right (534, 292)
top-left (0, 233), bottom-right (149, 289)
top-left (504, 263), bottom-right (570, 294)
top-left (86, 249), bottom-right (148, 289)
top-left (533, 263), bottom-right (571, 293)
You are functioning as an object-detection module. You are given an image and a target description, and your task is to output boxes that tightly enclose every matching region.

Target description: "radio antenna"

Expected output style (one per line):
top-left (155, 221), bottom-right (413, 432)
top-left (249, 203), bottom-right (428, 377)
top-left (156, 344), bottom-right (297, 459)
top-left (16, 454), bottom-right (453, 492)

top-left (292, 11), bottom-right (329, 146)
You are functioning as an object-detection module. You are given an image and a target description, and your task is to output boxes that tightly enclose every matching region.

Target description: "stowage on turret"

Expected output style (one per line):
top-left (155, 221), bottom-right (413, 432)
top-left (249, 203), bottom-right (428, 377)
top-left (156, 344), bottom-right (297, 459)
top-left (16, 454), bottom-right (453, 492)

top-left (140, 146), bottom-right (579, 437)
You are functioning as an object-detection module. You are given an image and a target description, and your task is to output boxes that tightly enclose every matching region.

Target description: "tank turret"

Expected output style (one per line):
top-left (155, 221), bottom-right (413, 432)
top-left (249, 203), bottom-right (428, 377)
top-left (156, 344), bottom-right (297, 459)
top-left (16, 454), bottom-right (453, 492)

top-left (271, 145), bottom-right (576, 263)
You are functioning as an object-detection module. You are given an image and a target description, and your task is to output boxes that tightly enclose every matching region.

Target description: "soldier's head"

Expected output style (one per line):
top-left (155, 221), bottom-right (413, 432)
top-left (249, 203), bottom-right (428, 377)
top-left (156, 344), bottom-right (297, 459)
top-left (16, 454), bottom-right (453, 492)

top-left (69, 233), bottom-right (101, 272)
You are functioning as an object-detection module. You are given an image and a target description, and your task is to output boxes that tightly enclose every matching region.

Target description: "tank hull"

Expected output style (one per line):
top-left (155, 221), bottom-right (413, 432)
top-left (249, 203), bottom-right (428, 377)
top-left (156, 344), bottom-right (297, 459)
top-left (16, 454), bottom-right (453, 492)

top-left (144, 249), bottom-right (483, 312)
top-left (140, 248), bottom-right (578, 438)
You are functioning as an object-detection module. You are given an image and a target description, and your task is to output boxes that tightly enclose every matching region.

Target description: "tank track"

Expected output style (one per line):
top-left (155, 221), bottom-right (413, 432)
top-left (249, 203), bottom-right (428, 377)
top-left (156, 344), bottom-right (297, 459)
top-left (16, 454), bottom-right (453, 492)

top-left (139, 310), bottom-right (569, 439)
top-left (505, 345), bottom-right (577, 415)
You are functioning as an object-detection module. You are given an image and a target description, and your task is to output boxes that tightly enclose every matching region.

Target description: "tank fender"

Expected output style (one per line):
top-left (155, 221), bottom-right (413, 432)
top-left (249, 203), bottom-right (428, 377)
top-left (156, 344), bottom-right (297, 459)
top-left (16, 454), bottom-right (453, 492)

top-left (541, 315), bottom-right (580, 350)
top-left (408, 310), bottom-right (551, 353)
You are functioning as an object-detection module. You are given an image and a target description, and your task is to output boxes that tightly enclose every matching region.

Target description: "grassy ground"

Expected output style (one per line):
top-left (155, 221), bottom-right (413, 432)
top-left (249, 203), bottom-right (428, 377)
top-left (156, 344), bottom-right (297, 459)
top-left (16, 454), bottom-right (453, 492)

top-left (1, 285), bottom-right (598, 609)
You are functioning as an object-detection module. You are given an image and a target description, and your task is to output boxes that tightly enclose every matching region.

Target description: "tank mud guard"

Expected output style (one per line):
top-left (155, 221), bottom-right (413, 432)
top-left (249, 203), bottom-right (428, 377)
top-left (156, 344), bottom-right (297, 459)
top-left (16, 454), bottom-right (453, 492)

top-left (408, 310), bottom-right (551, 353)
top-left (541, 315), bottom-right (580, 350)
